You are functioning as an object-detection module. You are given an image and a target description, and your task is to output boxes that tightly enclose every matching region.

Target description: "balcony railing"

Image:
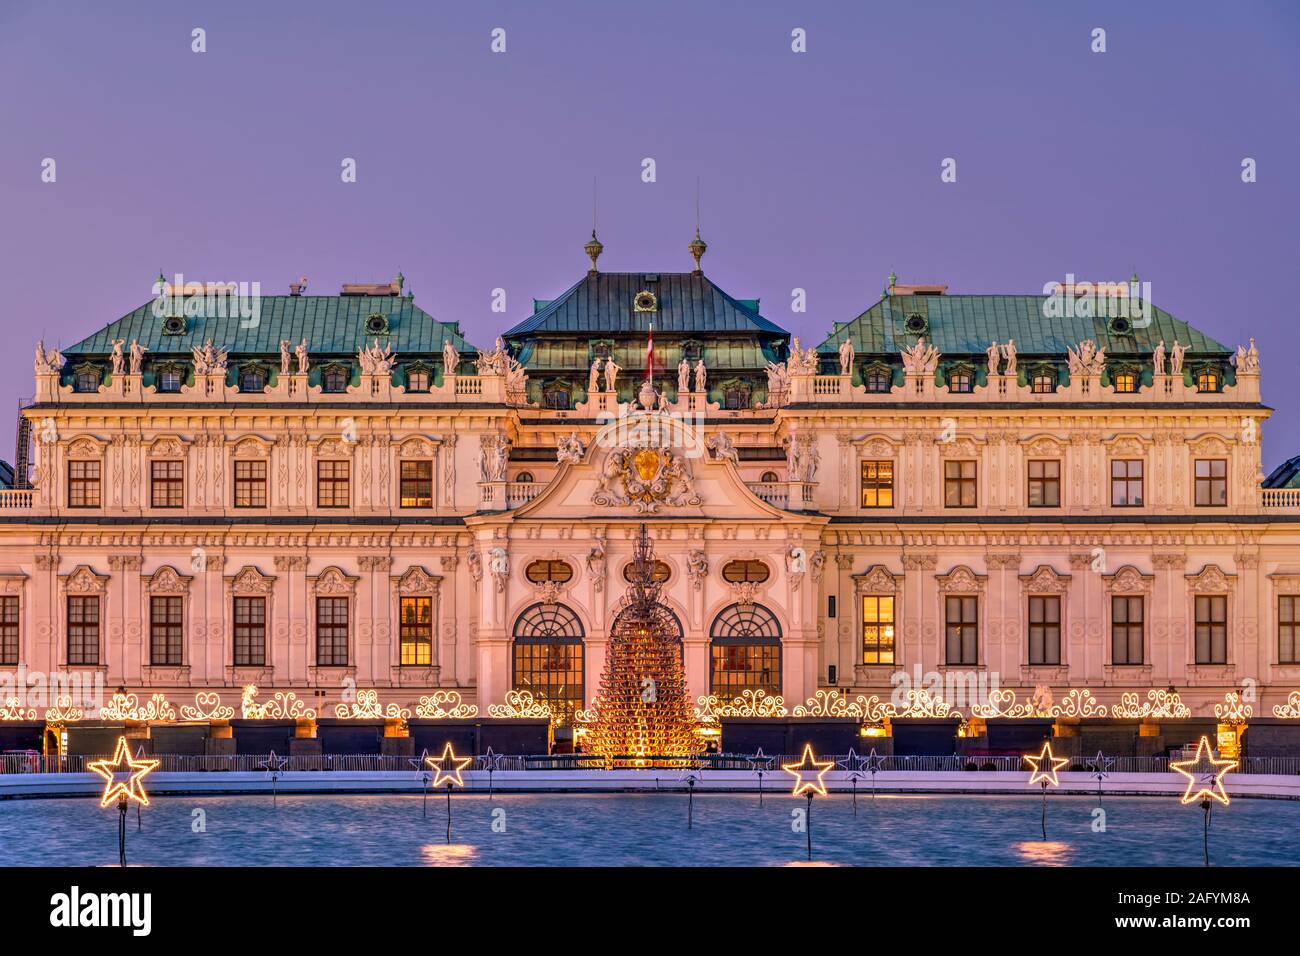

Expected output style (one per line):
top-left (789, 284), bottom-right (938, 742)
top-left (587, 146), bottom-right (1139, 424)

top-left (507, 481), bottom-right (543, 507)
top-left (746, 482), bottom-right (787, 507)
top-left (1262, 488), bottom-right (1300, 509)
top-left (0, 489), bottom-right (33, 510)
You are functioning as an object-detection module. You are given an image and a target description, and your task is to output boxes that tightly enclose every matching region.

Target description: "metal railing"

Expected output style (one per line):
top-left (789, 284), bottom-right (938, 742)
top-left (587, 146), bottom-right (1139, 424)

top-left (5, 752), bottom-right (1299, 776)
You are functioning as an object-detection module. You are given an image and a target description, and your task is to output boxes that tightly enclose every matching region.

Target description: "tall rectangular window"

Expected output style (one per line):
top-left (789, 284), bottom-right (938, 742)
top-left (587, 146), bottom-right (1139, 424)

top-left (1195, 595), bottom-right (1228, 664)
top-left (0, 597), bottom-right (17, 666)
top-left (1281, 596), bottom-right (1299, 665)
top-left (944, 595), bottom-right (978, 664)
top-left (943, 460), bottom-right (977, 508)
top-left (67, 595), bottom-right (99, 665)
top-left (316, 597), bottom-right (349, 666)
top-left (1111, 595), bottom-right (1144, 665)
top-left (233, 596), bottom-right (266, 666)
top-left (862, 595), bottom-right (895, 664)
top-left (1111, 459), bottom-right (1144, 507)
top-left (68, 461), bottom-right (101, 508)
top-left (234, 460), bottom-right (267, 508)
top-left (399, 596), bottom-right (433, 666)
top-left (150, 595), bottom-right (184, 665)
top-left (1194, 459), bottom-right (1228, 507)
top-left (317, 461), bottom-right (350, 508)
top-left (1028, 595), bottom-right (1061, 665)
top-left (1027, 460), bottom-right (1060, 507)
top-left (860, 460), bottom-right (894, 508)
top-left (400, 460), bottom-right (433, 508)
top-left (150, 460), bottom-right (184, 508)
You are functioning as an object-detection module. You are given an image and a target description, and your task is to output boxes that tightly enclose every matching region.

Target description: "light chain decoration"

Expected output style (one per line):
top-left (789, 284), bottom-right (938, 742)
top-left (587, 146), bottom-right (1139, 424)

top-left (44, 696), bottom-right (85, 723)
top-left (1109, 689), bottom-right (1191, 719)
top-left (334, 688), bottom-right (411, 720)
top-left (241, 684), bottom-right (317, 720)
top-left (486, 689), bottom-right (552, 720)
top-left (1170, 735), bottom-right (1237, 806)
top-left (179, 691), bottom-right (235, 721)
top-left (0, 698), bottom-right (36, 720)
top-left (87, 736), bottom-right (160, 808)
top-left (1214, 691), bottom-right (1253, 725)
top-left (98, 692), bottom-right (177, 722)
top-left (1273, 691), bottom-right (1300, 719)
top-left (414, 691), bottom-right (479, 719)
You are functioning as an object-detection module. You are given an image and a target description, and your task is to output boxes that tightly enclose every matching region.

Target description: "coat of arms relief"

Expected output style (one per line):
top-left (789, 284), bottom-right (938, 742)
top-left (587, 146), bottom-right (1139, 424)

top-left (592, 441), bottom-right (702, 514)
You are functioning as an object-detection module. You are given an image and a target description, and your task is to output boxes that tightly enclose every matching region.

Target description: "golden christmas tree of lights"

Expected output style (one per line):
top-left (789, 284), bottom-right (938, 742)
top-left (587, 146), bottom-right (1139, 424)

top-left (585, 525), bottom-right (703, 766)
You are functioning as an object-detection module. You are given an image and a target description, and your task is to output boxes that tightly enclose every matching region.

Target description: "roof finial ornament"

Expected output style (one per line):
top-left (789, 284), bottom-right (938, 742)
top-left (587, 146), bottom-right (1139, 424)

top-left (689, 176), bottom-right (707, 275)
top-left (394, 269), bottom-right (405, 293)
top-left (889, 269), bottom-right (898, 289)
top-left (585, 230), bottom-right (604, 275)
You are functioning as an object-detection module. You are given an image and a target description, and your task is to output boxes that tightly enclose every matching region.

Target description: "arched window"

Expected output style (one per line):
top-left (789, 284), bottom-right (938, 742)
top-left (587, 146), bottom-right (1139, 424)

top-left (512, 602), bottom-right (584, 724)
top-left (515, 471), bottom-right (535, 484)
top-left (947, 368), bottom-right (973, 393)
top-left (709, 603), bottom-right (782, 697)
top-left (239, 367), bottom-right (266, 393)
top-left (623, 559), bottom-right (670, 584)
top-left (1196, 368), bottom-right (1220, 393)
top-left (760, 471), bottom-right (779, 483)
top-left (74, 368), bottom-right (100, 392)
top-left (721, 559), bottom-right (770, 583)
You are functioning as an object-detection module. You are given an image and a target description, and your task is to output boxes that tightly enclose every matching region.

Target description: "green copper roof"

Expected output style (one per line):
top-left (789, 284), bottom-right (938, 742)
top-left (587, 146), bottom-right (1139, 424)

top-left (816, 294), bottom-right (1231, 358)
top-left (63, 295), bottom-right (480, 358)
top-left (504, 272), bottom-right (788, 337)
top-left (512, 337), bottom-right (779, 374)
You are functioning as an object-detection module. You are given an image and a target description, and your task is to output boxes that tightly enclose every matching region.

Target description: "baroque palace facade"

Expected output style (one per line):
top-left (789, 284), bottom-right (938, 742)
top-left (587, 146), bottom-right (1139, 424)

top-left (3, 235), bottom-right (1299, 747)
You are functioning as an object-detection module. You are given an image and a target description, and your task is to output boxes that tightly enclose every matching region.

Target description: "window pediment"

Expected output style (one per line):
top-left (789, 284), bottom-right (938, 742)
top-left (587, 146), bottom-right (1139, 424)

top-left (1104, 564), bottom-right (1153, 594)
top-left (144, 565), bottom-right (192, 594)
top-left (936, 565), bottom-right (986, 593)
top-left (1019, 564), bottom-right (1071, 594)
top-left (226, 565), bottom-right (276, 594)
top-left (1186, 564), bottom-right (1235, 593)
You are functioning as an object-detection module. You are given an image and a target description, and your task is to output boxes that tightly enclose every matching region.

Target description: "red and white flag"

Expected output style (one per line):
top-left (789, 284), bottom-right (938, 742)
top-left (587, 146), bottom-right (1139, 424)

top-left (645, 322), bottom-right (654, 381)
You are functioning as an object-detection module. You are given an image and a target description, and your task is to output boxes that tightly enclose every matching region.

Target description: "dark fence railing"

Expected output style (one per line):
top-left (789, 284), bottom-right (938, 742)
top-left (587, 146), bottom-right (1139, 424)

top-left (3, 752), bottom-right (1299, 776)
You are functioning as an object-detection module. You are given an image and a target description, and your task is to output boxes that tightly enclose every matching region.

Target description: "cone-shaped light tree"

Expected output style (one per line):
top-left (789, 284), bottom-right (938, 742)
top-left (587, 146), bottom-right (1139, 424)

top-left (586, 524), bottom-right (702, 764)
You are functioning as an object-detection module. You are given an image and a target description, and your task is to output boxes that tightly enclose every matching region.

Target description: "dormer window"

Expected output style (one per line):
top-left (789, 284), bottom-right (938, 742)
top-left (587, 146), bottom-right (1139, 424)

top-left (239, 367), bottom-right (266, 393)
top-left (73, 367), bottom-right (101, 393)
top-left (947, 368), bottom-right (973, 393)
top-left (1196, 368), bottom-right (1221, 393)
top-left (321, 366), bottom-right (349, 393)
top-left (1031, 370), bottom-right (1056, 394)
top-left (1112, 370), bottom-right (1138, 393)
top-left (158, 367), bottom-right (183, 393)
top-left (543, 384), bottom-right (571, 410)
top-left (863, 365), bottom-right (892, 393)
top-left (723, 383), bottom-right (750, 409)
top-left (406, 367), bottom-right (430, 393)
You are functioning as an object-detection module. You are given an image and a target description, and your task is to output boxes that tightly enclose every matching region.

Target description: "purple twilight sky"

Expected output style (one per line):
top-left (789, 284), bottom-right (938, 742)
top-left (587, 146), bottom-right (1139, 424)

top-left (1, 0), bottom-right (1298, 467)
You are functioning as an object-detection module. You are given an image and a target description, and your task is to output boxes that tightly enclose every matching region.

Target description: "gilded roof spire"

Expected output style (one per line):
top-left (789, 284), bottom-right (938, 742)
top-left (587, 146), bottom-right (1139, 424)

top-left (585, 230), bottom-right (604, 275)
top-left (688, 227), bottom-right (707, 275)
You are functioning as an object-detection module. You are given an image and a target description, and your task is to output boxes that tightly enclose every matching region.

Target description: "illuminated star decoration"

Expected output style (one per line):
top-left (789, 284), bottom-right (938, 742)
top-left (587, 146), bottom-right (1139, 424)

top-left (1024, 741), bottom-right (1069, 788)
top-left (783, 743), bottom-right (833, 797)
top-left (1087, 750), bottom-right (1114, 781)
top-left (258, 750), bottom-right (288, 778)
top-left (410, 748), bottom-right (432, 781)
top-left (1170, 735), bottom-right (1237, 806)
top-left (837, 747), bottom-right (868, 779)
top-left (478, 747), bottom-right (505, 774)
top-left (87, 736), bottom-right (160, 808)
top-left (425, 742), bottom-right (472, 789)
top-left (747, 747), bottom-right (775, 772)
top-left (864, 748), bottom-right (887, 775)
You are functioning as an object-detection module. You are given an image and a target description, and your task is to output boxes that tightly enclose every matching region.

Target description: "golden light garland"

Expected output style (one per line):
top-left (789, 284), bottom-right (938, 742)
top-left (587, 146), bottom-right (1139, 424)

top-left (414, 691), bottom-right (479, 719)
top-left (862, 687), bottom-right (961, 721)
top-left (1214, 691), bottom-right (1252, 726)
top-left (714, 689), bottom-right (789, 718)
top-left (782, 743), bottom-right (833, 797)
top-left (1273, 691), bottom-right (1300, 719)
top-left (179, 691), bottom-right (235, 721)
top-left (98, 692), bottom-right (177, 722)
top-left (1024, 741), bottom-right (1069, 788)
top-left (334, 689), bottom-right (411, 720)
top-left (1169, 735), bottom-right (1236, 806)
top-left (792, 689), bottom-right (869, 718)
top-left (0, 697), bottom-right (36, 721)
top-left (87, 736), bottom-right (160, 808)
top-left (240, 684), bottom-right (317, 720)
top-left (486, 689), bottom-right (552, 720)
top-left (971, 689), bottom-right (1041, 719)
top-left (1050, 688), bottom-right (1107, 718)
top-left (1109, 689), bottom-right (1191, 719)
top-left (44, 696), bottom-right (84, 723)
top-left (425, 741), bottom-right (472, 789)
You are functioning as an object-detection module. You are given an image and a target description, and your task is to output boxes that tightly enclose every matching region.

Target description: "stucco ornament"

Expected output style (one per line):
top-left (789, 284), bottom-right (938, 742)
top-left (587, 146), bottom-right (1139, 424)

top-left (900, 338), bottom-right (940, 375)
top-left (705, 431), bottom-right (739, 465)
top-left (442, 339), bottom-right (460, 377)
top-left (592, 441), bottom-right (701, 514)
top-left (687, 550), bottom-right (708, 590)
top-left (358, 338), bottom-right (396, 375)
top-left (1067, 339), bottom-right (1106, 376)
top-left (34, 341), bottom-right (65, 373)
top-left (479, 434), bottom-right (510, 481)
top-left (487, 547), bottom-right (509, 593)
top-left (556, 431), bottom-right (586, 465)
top-left (191, 340), bottom-right (229, 375)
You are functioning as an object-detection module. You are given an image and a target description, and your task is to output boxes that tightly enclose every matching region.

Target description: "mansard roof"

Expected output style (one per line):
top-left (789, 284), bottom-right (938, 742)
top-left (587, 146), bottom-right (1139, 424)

top-left (503, 272), bottom-right (788, 338)
top-left (1265, 455), bottom-right (1300, 489)
top-left (816, 294), bottom-right (1231, 358)
top-left (62, 294), bottom-right (480, 358)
